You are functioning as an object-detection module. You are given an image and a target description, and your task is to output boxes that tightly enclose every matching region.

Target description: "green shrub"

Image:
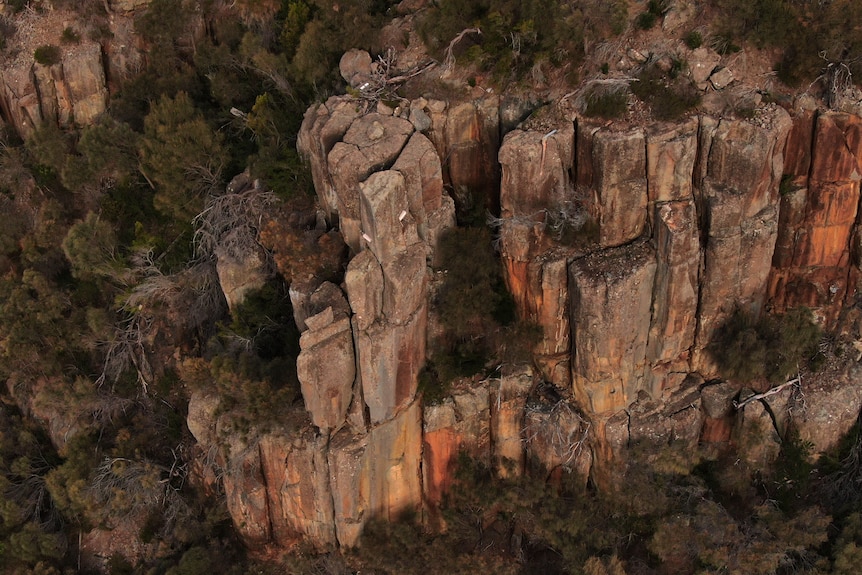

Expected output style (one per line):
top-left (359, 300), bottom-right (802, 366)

top-left (60, 27), bottom-right (80, 44)
top-left (709, 307), bottom-right (821, 383)
top-left (33, 45), bottom-right (61, 66)
top-left (684, 30), bottom-right (703, 49)
top-left (583, 89), bottom-right (628, 119)
top-left (630, 66), bottom-right (701, 120)
top-left (636, 12), bottom-right (657, 30)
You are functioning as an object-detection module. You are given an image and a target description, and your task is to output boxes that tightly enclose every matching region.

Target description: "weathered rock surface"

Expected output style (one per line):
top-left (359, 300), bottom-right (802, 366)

top-left (646, 200), bottom-right (700, 392)
top-left (792, 363), bottom-right (862, 456)
top-left (329, 399), bottom-right (422, 547)
top-left (570, 241), bottom-right (657, 414)
top-left (208, 87), bottom-right (862, 551)
top-left (222, 430), bottom-right (337, 550)
top-left (328, 117), bottom-right (414, 251)
top-left (491, 365), bottom-right (533, 477)
top-left (0, 42), bottom-right (107, 138)
top-left (769, 112), bottom-right (862, 324)
top-left (693, 111), bottom-right (792, 375)
top-left (297, 314), bottom-right (356, 432)
top-left (423, 383), bottom-right (490, 507)
top-left (576, 123), bottom-right (648, 247)
top-left (215, 236), bottom-right (270, 311)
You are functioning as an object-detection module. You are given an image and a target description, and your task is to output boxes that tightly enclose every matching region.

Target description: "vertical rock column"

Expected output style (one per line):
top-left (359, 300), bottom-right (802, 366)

top-left (768, 111), bottom-right (862, 325)
top-left (426, 97), bottom-right (501, 218)
top-left (570, 240), bottom-right (657, 415)
top-left (498, 124), bottom-right (575, 387)
top-left (576, 122), bottom-right (648, 248)
top-left (645, 119), bottom-right (702, 397)
top-left (692, 110), bottom-right (792, 375)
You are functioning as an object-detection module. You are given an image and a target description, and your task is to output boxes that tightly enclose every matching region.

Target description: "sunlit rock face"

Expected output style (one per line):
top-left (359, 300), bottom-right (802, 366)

top-left (196, 80), bottom-right (862, 549)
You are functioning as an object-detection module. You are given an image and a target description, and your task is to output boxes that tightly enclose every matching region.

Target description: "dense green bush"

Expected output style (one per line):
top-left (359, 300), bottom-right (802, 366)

top-left (709, 0), bottom-right (862, 85)
top-left (60, 27), bottom-right (80, 44)
top-left (684, 30), bottom-right (702, 49)
top-left (709, 306), bottom-right (821, 383)
top-left (630, 66), bottom-right (701, 120)
top-left (583, 89), bottom-right (628, 119)
top-left (33, 45), bottom-right (60, 66)
top-left (417, 0), bottom-right (587, 85)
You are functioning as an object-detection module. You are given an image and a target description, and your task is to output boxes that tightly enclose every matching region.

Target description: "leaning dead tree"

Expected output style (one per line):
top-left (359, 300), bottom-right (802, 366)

top-left (443, 28), bottom-right (482, 72)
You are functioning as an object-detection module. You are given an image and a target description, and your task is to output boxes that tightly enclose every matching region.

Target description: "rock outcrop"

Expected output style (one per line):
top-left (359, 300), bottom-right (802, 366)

top-left (196, 77), bottom-right (862, 551)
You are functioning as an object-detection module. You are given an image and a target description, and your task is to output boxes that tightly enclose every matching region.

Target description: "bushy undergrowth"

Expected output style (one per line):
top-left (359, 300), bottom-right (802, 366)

top-left (708, 0), bottom-right (862, 86)
top-left (630, 65), bottom-right (701, 120)
top-left (709, 306), bottom-right (822, 383)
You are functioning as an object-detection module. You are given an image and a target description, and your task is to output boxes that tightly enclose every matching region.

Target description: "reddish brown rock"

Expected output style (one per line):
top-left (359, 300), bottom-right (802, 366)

top-left (693, 112), bottom-right (792, 374)
top-left (422, 383), bottom-right (490, 507)
top-left (297, 314), bottom-right (356, 432)
top-left (491, 365), bottom-right (533, 477)
top-left (646, 118), bottom-right (699, 204)
top-left (577, 123), bottom-right (648, 247)
top-left (783, 109), bottom-right (815, 185)
top-left (792, 363), bottom-right (862, 456)
top-left (356, 306), bottom-right (427, 424)
top-left (224, 445), bottom-right (271, 547)
top-left (570, 241), bottom-right (657, 414)
top-left (259, 432), bottom-right (336, 549)
top-left (647, 200), bottom-right (700, 394)
top-left (499, 125), bottom-right (575, 219)
top-left (445, 97), bottom-right (501, 215)
top-left (328, 399), bottom-right (423, 547)
top-left (769, 112), bottom-right (862, 325)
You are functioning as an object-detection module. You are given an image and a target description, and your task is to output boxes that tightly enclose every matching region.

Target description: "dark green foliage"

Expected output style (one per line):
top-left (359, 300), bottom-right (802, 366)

top-left (0, 17), bottom-right (14, 52)
top-left (635, 12), bottom-right (657, 30)
top-left (709, 0), bottom-right (862, 85)
top-left (684, 30), bottom-right (703, 49)
top-left (435, 227), bottom-right (504, 340)
top-left (630, 65), bottom-right (701, 120)
top-left (140, 92), bottom-right (228, 223)
top-left (417, 0), bottom-right (586, 85)
top-left (227, 283), bottom-right (300, 361)
top-left (60, 27), bottom-right (80, 44)
top-left (289, 0), bottom-right (393, 88)
top-left (709, 307), bottom-right (821, 383)
top-left (428, 226), bottom-right (519, 384)
top-left (33, 45), bottom-right (60, 66)
top-left (635, 1), bottom-right (668, 30)
top-left (583, 89), bottom-right (628, 119)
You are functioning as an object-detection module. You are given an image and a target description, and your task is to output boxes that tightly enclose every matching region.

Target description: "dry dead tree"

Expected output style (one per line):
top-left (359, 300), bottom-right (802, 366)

top-left (348, 48), bottom-right (436, 111)
top-left (443, 28), bottom-right (482, 72)
top-left (192, 186), bottom-right (277, 260)
top-left (734, 374), bottom-right (802, 410)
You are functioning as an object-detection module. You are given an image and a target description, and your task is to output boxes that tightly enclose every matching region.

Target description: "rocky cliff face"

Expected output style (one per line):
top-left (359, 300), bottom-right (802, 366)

top-left (189, 68), bottom-right (862, 550)
top-left (0, 4), bottom-right (148, 138)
